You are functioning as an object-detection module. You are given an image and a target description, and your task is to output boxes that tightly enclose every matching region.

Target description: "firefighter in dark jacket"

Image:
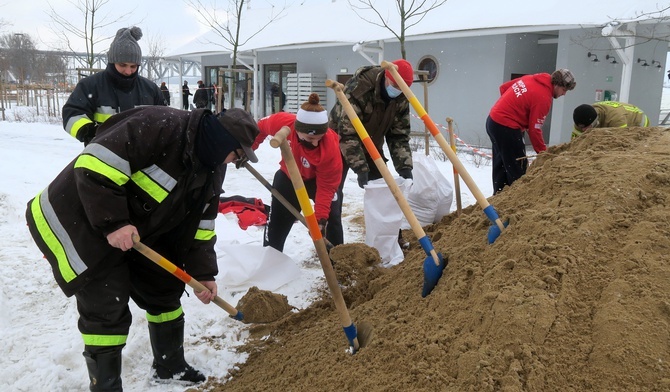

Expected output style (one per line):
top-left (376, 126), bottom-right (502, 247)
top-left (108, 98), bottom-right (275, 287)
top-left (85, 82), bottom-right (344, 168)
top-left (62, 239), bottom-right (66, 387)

top-left (62, 26), bottom-right (165, 145)
top-left (327, 59), bottom-right (415, 245)
top-left (26, 106), bottom-right (259, 391)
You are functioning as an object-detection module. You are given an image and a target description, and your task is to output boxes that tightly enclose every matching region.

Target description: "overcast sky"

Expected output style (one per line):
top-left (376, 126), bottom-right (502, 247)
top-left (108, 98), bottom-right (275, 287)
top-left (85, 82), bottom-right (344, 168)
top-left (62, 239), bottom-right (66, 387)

top-left (0, 0), bottom-right (319, 54)
top-left (0, 0), bottom-right (346, 55)
top-left (0, 0), bottom-right (211, 53)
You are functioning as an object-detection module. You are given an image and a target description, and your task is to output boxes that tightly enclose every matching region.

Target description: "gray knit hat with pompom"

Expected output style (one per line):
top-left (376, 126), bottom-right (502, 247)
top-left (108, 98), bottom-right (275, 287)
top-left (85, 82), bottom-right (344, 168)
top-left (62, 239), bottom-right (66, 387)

top-left (108, 26), bottom-right (143, 64)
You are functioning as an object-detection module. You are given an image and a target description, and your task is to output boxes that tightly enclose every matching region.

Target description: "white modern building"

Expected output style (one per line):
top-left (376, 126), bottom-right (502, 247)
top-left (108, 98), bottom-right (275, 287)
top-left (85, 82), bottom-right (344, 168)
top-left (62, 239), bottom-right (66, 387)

top-left (168, 0), bottom-right (670, 149)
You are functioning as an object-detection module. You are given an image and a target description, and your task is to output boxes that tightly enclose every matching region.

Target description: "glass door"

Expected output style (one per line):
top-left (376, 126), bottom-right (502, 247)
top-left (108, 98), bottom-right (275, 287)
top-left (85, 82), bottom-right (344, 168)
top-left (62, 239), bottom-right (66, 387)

top-left (264, 63), bottom-right (296, 116)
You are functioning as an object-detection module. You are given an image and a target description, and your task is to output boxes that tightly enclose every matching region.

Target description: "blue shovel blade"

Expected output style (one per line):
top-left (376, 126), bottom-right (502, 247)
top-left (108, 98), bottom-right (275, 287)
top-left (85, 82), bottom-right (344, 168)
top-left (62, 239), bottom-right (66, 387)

top-left (487, 220), bottom-right (509, 244)
top-left (422, 252), bottom-right (446, 297)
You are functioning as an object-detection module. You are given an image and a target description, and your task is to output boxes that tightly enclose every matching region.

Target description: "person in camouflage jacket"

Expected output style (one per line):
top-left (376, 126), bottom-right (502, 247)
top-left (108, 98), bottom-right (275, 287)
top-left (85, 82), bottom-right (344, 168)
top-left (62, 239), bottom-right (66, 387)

top-left (26, 106), bottom-right (259, 391)
top-left (327, 59), bottom-right (415, 245)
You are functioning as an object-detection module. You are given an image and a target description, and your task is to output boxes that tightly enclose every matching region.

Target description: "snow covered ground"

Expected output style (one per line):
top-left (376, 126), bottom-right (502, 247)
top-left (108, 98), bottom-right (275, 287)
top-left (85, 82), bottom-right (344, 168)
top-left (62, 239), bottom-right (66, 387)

top-left (0, 107), bottom-right (492, 392)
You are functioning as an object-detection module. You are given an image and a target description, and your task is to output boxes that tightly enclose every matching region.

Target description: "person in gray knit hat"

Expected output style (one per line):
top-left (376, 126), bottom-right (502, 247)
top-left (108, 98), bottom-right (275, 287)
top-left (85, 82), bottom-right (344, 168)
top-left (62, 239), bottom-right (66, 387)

top-left (108, 26), bottom-right (143, 65)
top-left (62, 26), bottom-right (166, 145)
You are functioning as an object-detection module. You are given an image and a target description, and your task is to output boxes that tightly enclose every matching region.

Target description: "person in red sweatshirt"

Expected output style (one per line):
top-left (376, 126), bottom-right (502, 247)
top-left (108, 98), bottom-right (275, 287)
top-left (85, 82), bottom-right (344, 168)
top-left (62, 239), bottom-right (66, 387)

top-left (252, 93), bottom-right (343, 252)
top-left (486, 69), bottom-right (576, 194)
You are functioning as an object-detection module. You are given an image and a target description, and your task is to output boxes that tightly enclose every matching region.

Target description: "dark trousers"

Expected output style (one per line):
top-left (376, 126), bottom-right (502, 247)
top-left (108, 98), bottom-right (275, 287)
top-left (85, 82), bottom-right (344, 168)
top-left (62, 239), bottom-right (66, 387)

top-left (485, 115), bottom-right (528, 194)
top-left (75, 247), bottom-right (185, 342)
top-left (328, 154), bottom-right (384, 246)
top-left (264, 169), bottom-right (341, 252)
top-left (182, 95), bottom-right (189, 110)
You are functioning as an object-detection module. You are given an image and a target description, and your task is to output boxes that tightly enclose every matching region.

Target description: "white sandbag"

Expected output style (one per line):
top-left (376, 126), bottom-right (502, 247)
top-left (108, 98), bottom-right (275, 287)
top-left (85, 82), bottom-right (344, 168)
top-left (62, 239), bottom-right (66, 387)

top-left (363, 177), bottom-right (411, 267)
top-left (215, 213), bottom-right (259, 246)
top-left (400, 154), bottom-right (453, 229)
top-left (216, 244), bottom-right (301, 292)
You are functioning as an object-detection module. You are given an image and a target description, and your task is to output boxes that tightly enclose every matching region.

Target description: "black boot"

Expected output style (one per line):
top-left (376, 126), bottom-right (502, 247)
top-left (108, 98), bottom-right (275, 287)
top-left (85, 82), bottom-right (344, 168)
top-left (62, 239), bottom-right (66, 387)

top-left (83, 345), bottom-right (123, 392)
top-left (148, 316), bottom-right (206, 384)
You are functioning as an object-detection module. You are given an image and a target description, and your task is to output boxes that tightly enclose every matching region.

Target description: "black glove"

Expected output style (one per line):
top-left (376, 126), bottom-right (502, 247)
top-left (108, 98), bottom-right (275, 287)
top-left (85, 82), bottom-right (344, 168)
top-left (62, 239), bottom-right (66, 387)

top-left (397, 168), bottom-right (413, 180)
top-left (77, 123), bottom-right (98, 146)
top-left (357, 172), bottom-right (369, 189)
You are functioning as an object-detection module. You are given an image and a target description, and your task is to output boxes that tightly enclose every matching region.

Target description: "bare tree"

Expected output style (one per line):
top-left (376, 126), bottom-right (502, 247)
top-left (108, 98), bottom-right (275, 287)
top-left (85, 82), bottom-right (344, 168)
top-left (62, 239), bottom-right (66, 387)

top-left (34, 51), bottom-right (68, 85)
top-left (571, 5), bottom-right (670, 51)
top-left (46, 0), bottom-right (137, 69)
top-left (145, 34), bottom-right (166, 82)
top-left (0, 33), bottom-right (37, 84)
top-left (185, 0), bottom-right (286, 108)
top-left (349, 0), bottom-right (448, 59)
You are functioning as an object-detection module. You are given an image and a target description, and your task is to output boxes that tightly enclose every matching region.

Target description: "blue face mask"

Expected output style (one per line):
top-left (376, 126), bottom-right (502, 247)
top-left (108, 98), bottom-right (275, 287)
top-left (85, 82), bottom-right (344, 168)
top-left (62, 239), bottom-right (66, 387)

top-left (385, 84), bottom-right (402, 98)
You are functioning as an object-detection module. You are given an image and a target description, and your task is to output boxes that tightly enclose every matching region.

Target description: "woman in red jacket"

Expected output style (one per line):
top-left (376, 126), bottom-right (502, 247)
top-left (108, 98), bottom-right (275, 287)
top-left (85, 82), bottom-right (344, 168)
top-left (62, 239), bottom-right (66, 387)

top-left (254, 93), bottom-right (343, 252)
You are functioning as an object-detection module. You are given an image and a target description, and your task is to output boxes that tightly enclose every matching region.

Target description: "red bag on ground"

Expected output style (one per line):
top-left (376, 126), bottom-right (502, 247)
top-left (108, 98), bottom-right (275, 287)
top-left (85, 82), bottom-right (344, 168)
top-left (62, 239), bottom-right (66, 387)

top-left (218, 196), bottom-right (269, 230)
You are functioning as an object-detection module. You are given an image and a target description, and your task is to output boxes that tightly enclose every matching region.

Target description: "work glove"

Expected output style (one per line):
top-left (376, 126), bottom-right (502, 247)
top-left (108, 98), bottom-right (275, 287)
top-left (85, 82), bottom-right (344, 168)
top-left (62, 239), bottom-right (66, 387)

top-left (397, 168), bottom-right (413, 180)
top-left (235, 155), bottom-right (249, 169)
top-left (357, 172), bottom-right (369, 189)
top-left (77, 123), bottom-right (98, 146)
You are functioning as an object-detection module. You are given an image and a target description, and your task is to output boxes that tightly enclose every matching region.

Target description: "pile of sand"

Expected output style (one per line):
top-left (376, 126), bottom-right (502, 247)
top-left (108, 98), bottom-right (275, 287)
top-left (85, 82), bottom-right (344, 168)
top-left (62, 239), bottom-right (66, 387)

top-left (201, 127), bottom-right (670, 391)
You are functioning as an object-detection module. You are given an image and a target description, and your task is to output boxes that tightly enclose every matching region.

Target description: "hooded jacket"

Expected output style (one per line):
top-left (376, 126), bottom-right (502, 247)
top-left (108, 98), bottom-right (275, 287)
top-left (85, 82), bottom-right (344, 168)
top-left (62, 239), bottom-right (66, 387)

top-left (254, 111), bottom-right (342, 221)
top-left (328, 65), bottom-right (413, 174)
top-left (62, 65), bottom-right (165, 143)
top-left (27, 107), bottom-right (224, 297)
top-left (489, 73), bottom-right (553, 153)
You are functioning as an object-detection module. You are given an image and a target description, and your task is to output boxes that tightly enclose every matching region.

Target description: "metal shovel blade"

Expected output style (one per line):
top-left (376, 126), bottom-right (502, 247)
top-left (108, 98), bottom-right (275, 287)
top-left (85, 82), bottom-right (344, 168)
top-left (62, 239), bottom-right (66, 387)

top-left (487, 220), bottom-right (509, 244)
top-left (422, 252), bottom-right (446, 297)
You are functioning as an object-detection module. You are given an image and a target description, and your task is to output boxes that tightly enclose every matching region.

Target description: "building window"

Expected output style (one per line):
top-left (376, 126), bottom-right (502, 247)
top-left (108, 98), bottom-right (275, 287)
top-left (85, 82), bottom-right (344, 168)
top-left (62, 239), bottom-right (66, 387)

top-left (417, 56), bottom-right (438, 85)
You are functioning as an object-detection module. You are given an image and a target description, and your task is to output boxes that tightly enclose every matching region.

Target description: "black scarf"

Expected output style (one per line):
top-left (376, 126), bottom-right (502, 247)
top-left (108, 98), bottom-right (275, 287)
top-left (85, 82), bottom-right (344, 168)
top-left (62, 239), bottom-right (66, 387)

top-left (105, 63), bottom-right (138, 92)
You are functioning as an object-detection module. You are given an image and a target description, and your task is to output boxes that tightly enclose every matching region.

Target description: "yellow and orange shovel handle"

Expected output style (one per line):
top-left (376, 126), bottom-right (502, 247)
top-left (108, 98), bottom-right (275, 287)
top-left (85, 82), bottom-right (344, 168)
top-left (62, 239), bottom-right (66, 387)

top-left (270, 127), bottom-right (360, 353)
top-left (326, 79), bottom-right (441, 267)
top-left (382, 60), bottom-right (506, 236)
top-left (131, 234), bottom-right (243, 321)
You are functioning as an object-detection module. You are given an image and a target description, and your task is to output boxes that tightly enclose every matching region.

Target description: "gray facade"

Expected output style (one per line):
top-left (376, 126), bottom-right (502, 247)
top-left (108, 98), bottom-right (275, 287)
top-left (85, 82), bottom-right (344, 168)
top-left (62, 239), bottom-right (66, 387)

top-left (190, 24), bottom-right (667, 150)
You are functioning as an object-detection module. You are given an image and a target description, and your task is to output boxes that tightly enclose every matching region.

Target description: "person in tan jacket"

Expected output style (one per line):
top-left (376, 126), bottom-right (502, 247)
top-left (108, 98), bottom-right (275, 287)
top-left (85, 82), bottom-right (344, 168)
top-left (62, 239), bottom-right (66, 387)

top-left (572, 101), bottom-right (649, 138)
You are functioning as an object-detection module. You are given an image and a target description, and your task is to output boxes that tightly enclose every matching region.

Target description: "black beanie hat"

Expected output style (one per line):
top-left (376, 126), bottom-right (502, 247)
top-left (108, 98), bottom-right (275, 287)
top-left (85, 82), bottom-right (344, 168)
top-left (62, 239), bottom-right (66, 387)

top-left (108, 26), bottom-right (143, 64)
top-left (573, 104), bottom-right (598, 127)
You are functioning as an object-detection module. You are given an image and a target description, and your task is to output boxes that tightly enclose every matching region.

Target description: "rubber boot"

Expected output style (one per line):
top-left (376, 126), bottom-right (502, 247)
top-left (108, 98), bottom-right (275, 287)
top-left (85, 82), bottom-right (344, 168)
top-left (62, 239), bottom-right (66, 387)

top-left (83, 346), bottom-right (123, 392)
top-left (148, 316), bottom-right (206, 384)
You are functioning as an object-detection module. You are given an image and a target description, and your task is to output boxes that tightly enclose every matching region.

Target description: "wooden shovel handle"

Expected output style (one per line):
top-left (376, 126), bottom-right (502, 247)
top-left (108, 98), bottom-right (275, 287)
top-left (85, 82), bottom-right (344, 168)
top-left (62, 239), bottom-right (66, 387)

top-left (326, 79), bottom-right (440, 266)
top-left (270, 127), bottom-right (359, 351)
top-left (447, 117), bottom-right (462, 215)
top-left (243, 161), bottom-right (336, 250)
top-left (382, 61), bottom-right (505, 232)
top-left (131, 235), bottom-right (241, 318)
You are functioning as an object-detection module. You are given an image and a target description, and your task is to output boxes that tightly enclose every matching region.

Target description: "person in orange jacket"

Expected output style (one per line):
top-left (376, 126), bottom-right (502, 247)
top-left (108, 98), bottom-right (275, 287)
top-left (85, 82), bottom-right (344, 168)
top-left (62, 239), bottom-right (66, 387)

top-left (252, 93), bottom-right (342, 252)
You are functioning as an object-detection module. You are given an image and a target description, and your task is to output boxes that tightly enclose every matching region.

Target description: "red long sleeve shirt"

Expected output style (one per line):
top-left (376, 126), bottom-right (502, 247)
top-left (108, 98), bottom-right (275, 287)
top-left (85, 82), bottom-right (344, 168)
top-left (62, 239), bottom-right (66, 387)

top-left (254, 112), bottom-right (342, 220)
top-left (489, 73), bottom-right (553, 153)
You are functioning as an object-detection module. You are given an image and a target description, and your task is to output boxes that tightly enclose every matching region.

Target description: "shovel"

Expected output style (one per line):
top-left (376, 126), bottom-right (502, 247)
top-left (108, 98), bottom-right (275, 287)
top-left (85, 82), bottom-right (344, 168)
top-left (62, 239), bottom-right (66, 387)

top-left (326, 79), bottom-right (446, 298)
top-left (270, 126), bottom-right (371, 354)
top-left (382, 60), bottom-right (508, 244)
top-left (131, 234), bottom-right (244, 321)
top-left (446, 117), bottom-right (462, 216)
top-left (242, 161), bottom-right (336, 251)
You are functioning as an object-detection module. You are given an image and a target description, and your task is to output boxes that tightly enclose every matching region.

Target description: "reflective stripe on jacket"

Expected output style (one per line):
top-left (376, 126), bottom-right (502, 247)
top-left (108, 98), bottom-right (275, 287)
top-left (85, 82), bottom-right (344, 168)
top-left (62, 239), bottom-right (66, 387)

top-left (62, 69), bottom-right (165, 140)
top-left (27, 107), bottom-right (223, 296)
